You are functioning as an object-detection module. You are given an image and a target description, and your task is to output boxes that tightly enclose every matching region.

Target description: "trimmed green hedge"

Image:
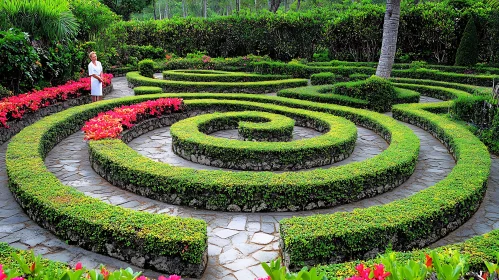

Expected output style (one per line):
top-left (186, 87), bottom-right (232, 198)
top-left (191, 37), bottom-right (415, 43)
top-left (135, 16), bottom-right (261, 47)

top-left (394, 83), bottom-right (472, 101)
top-left (170, 109), bottom-right (357, 170)
top-left (5, 98), bottom-right (208, 277)
top-left (163, 69), bottom-right (292, 82)
top-left (237, 112), bottom-right (295, 142)
top-left (133, 86), bottom-right (163, 95)
top-left (390, 77), bottom-right (490, 95)
top-left (126, 71), bottom-right (308, 94)
top-left (88, 93), bottom-right (419, 212)
top-left (279, 76), bottom-right (401, 112)
top-left (394, 87), bottom-right (421, 104)
top-left (279, 100), bottom-right (490, 270)
top-left (138, 59), bottom-right (154, 78)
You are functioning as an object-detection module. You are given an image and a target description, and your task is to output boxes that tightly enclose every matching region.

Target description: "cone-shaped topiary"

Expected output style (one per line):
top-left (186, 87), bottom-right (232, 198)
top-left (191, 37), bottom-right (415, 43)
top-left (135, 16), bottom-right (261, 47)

top-left (455, 17), bottom-right (479, 66)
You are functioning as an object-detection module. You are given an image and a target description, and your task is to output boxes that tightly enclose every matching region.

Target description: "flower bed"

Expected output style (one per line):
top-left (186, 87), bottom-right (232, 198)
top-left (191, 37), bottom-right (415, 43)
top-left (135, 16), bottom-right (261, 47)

top-left (0, 74), bottom-right (113, 146)
top-left (82, 97), bottom-right (183, 140)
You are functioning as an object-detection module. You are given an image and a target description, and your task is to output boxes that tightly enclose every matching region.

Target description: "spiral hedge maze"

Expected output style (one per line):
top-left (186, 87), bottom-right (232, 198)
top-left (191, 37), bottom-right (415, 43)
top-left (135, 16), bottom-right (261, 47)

top-left (2, 65), bottom-right (496, 278)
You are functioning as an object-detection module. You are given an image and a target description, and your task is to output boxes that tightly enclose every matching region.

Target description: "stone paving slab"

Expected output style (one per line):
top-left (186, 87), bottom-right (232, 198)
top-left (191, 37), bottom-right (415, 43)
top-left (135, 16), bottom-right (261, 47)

top-left (0, 76), bottom-right (495, 280)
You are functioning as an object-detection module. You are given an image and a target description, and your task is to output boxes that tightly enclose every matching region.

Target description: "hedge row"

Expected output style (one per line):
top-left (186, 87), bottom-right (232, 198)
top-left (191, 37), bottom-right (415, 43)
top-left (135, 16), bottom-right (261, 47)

top-left (163, 69), bottom-right (292, 82)
top-left (5, 98), bottom-right (208, 277)
top-left (88, 94), bottom-right (419, 212)
top-left (126, 71), bottom-right (308, 94)
top-left (236, 112), bottom-right (295, 142)
top-left (308, 61), bottom-right (499, 75)
top-left (252, 61), bottom-right (499, 86)
top-left (279, 100), bottom-right (490, 270)
top-left (393, 83), bottom-right (472, 101)
top-left (170, 109), bottom-right (357, 170)
top-left (310, 72), bottom-right (369, 85)
top-left (278, 81), bottom-right (418, 112)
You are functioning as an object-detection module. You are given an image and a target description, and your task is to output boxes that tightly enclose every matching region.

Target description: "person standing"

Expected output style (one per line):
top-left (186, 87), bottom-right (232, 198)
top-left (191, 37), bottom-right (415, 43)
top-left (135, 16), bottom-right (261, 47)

top-left (88, 51), bottom-right (103, 102)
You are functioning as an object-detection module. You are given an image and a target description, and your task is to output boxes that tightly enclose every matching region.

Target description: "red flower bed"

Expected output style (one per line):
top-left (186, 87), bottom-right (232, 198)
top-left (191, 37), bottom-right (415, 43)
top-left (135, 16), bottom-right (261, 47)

top-left (0, 74), bottom-right (113, 128)
top-left (82, 98), bottom-right (183, 140)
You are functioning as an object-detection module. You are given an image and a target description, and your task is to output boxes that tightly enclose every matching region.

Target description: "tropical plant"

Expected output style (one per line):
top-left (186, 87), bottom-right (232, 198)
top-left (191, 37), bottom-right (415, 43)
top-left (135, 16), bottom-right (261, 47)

top-left (0, 0), bottom-right (79, 42)
top-left (455, 16), bottom-right (479, 66)
top-left (376, 0), bottom-right (402, 78)
top-left (69, 0), bottom-right (120, 41)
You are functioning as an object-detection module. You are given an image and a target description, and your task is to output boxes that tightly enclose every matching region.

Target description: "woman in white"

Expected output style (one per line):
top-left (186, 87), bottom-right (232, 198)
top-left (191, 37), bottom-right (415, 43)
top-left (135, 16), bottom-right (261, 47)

top-left (88, 51), bottom-right (103, 102)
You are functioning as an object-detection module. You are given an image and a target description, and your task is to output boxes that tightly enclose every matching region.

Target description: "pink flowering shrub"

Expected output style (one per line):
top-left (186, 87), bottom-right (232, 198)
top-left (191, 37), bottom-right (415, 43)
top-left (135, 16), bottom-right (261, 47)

top-left (82, 98), bottom-right (183, 140)
top-left (0, 74), bottom-right (113, 128)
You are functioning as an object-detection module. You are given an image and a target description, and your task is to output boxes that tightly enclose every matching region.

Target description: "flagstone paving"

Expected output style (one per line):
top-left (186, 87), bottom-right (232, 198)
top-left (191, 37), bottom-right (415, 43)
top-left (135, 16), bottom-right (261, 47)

top-left (0, 76), bottom-right (496, 280)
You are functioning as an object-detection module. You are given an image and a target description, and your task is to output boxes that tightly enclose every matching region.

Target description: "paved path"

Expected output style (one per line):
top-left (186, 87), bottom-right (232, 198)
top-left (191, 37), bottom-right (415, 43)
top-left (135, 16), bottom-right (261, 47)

top-left (0, 76), bottom-right (495, 279)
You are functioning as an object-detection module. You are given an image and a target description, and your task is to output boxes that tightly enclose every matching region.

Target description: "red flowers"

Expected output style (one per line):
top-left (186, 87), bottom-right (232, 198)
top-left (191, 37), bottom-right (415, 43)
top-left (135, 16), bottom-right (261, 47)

top-left (425, 253), bottom-right (433, 268)
top-left (75, 262), bottom-right (83, 271)
top-left (0, 74), bottom-right (113, 128)
top-left (347, 263), bottom-right (391, 280)
top-left (82, 98), bottom-right (183, 141)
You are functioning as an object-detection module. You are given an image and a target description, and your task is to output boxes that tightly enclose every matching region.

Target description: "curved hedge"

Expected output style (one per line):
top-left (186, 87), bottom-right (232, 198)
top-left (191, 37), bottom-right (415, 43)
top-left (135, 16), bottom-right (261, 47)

top-left (279, 100), bottom-right (491, 270)
top-left (236, 112), bottom-right (295, 142)
top-left (170, 109), bottom-right (357, 171)
top-left (163, 69), bottom-right (292, 82)
top-left (126, 71), bottom-right (308, 94)
top-left (278, 81), bottom-right (419, 111)
top-left (88, 94), bottom-right (419, 212)
top-left (5, 98), bottom-right (208, 277)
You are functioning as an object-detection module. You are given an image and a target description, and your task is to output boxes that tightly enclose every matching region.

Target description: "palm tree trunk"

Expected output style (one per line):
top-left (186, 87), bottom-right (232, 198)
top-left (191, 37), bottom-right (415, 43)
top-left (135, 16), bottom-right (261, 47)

top-left (182, 0), bottom-right (187, 17)
top-left (296, 0), bottom-right (301, 11)
top-left (203, 0), bottom-right (207, 18)
top-left (165, 0), bottom-right (169, 18)
top-left (269, 0), bottom-right (280, 12)
top-left (375, 0), bottom-right (401, 78)
top-left (153, 0), bottom-right (157, 19)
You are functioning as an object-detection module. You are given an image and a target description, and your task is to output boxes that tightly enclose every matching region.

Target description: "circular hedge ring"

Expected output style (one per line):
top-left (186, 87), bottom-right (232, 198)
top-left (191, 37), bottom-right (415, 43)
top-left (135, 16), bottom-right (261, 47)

top-left (170, 110), bottom-right (357, 171)
top-left (88, 94), bottom-right (420, 212)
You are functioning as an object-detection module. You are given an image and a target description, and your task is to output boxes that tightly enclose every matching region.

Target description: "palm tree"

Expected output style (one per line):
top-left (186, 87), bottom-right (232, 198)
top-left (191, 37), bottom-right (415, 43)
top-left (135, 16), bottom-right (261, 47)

top-left (0, 0), bottom-right (78, 42)
top-left (375, 0), bottom-right (401, 78)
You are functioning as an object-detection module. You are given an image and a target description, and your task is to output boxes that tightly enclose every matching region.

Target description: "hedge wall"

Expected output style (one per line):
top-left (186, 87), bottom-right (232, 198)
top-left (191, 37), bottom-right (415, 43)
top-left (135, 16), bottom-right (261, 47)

top-left (5, 98), bottom-right (208, 277)
top-left (126, 71), bottom-right (308, 94)
top-left (280, 100), bottom-right (490, 270)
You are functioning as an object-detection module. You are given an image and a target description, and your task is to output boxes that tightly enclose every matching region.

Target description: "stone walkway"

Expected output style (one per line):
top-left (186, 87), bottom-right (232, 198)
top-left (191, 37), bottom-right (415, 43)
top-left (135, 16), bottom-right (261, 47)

top-left (0, 77), bottom-right (496, 280)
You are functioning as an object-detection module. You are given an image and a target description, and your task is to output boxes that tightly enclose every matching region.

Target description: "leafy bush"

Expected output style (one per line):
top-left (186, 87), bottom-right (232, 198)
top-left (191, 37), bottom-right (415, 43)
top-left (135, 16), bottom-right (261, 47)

top-left (455, 17), bottom-right (479, 66)
top-left (310, 72), bottom-right (339, 85)
top-left (138, 59), bottom-right (155, 78)
top-left (0, 29), bottom-right (41, 93)
top-left (68, 0), bottom-right (119, 41)
top-left (0, 0), bottom-right (79, 42)
top-left (0, 85), bottom-right (12, 99)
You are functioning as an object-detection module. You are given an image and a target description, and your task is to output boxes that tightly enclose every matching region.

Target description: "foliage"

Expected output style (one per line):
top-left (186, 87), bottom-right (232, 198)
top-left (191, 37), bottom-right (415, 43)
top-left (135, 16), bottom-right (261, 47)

top-left (0, 244), bottom-right (182, 279)
top-left (0, 29), bottom-right (41, 93)
top-left (260, 258), bottom-right (327, 280)
top-left (0, 74), bottom-right (113, 128)
top-left (100, 0), bottom-right (152, 21)
top-left (138, 59), bottom-right (155, 78)
top-left (0, 85), bottom-right (12, 100)
top-left (82, 97), bottom-right (183, 140)
top-left (0, 0), bottom-right (79, 42)
top-left (69, 0), bottom-right (120, 40)
top-left (163, 69), bottom-right (292, 82)
top-left (37, 40), bottom-right (86, 86)
top-left (455, 17), bottom-right (479, 66)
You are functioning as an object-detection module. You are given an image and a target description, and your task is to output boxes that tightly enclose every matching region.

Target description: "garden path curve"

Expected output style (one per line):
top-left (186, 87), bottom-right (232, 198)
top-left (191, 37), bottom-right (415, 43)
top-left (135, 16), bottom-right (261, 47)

top-left (0, 76), bottom-right (497, 280)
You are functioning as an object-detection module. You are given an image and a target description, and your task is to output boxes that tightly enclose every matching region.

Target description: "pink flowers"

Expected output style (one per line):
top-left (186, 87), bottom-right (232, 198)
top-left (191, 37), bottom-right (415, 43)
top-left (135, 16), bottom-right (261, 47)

top-left (255, 277), bottom-right (270, 280)
top-left (82, 98), bottom-right (183, 140)
top-left (202, 55), bottom-right (211, 63)
top-left (0, 264), bottom-right (7, 280)
top-left (346, 264), bottom-right (390, 280)
top-left (159, 275), bottom-right (181, 280)
top-left (0, 74), bottom-right (113, 128)
top-left (75, 262), bottom-right (83, 271)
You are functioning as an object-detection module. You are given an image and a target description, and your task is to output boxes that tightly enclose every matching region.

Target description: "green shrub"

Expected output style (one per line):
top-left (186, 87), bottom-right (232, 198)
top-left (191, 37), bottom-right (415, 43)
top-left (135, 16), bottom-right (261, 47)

top-left (455, 17), bottom-right (479, 66)
top-left (0, 84), bottom-right (12, 99)
top-left (0, 29), bottom-right (41, 93)
top-left (163, 69), bottom-right (292, 82)
top-left (331, 76), bottom-right (396, 112)
top-left (349, 73), bottom-right (370, 81)
top-left (138, 59), bottom-right (155, 78)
